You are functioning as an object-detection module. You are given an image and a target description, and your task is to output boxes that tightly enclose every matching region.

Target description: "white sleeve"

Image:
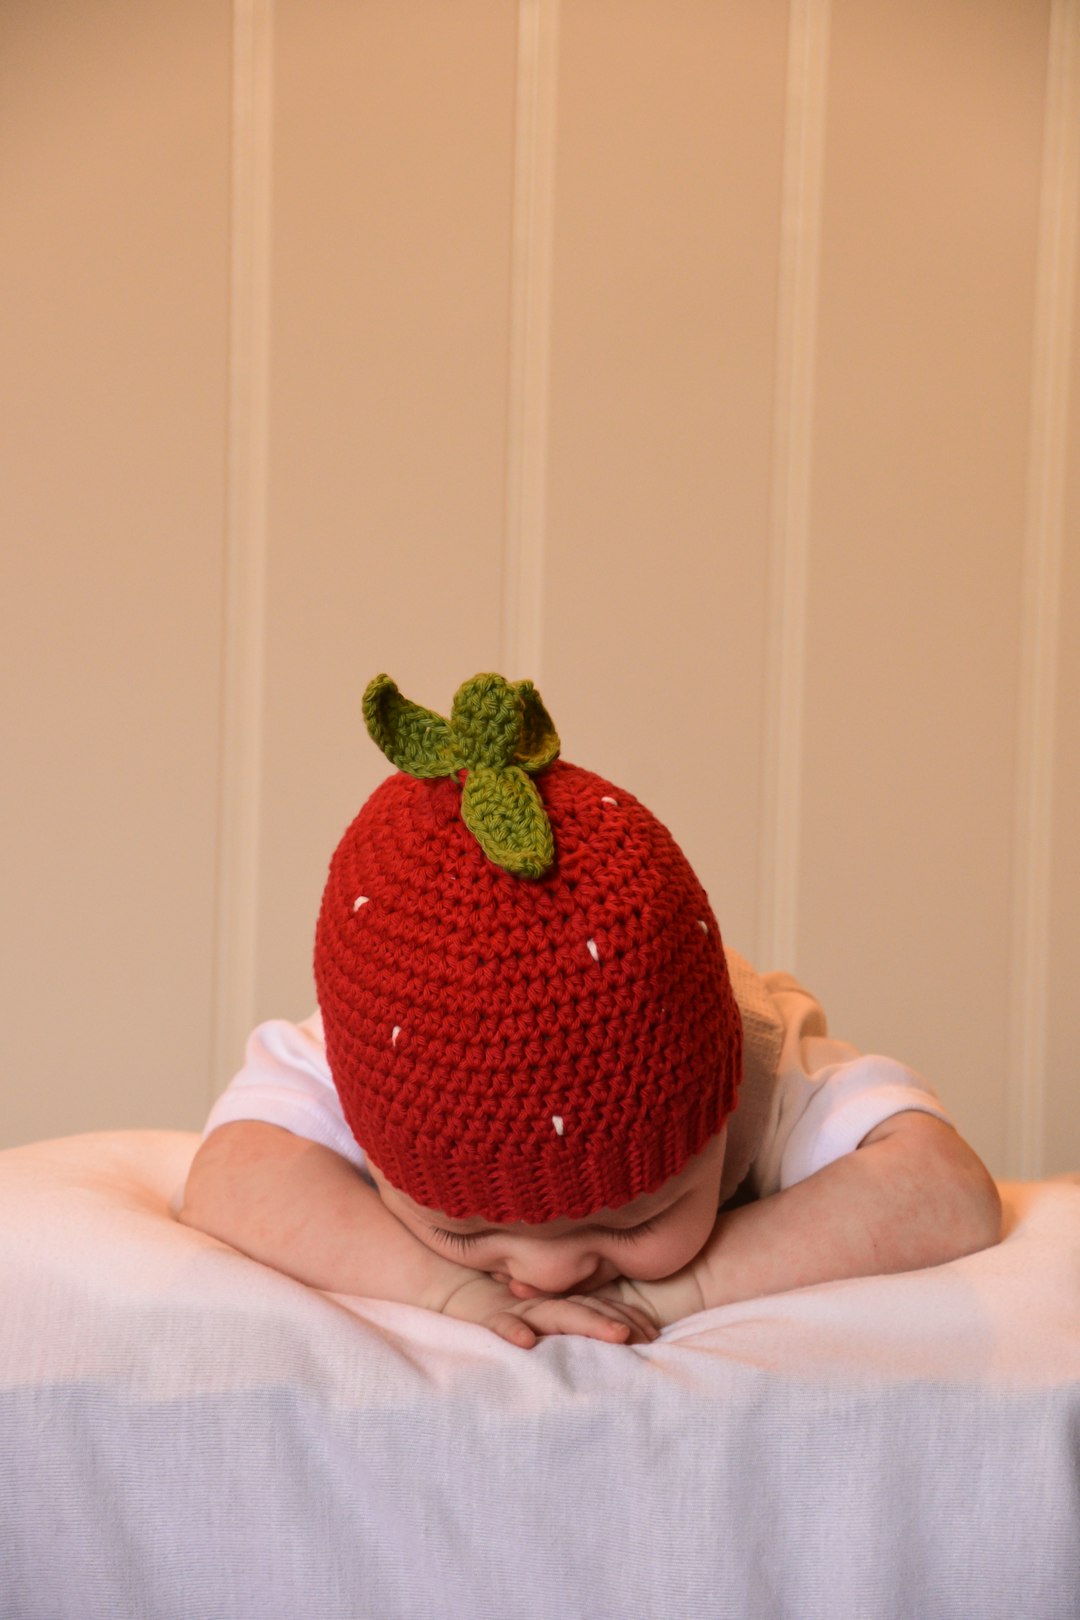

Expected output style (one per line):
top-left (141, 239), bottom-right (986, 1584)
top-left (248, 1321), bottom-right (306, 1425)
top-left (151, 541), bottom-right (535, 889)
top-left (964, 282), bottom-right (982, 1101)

top-left (201, 1013), bottom-right (368, 1175)
top-left (750, 973), bottom-right (957, 1200)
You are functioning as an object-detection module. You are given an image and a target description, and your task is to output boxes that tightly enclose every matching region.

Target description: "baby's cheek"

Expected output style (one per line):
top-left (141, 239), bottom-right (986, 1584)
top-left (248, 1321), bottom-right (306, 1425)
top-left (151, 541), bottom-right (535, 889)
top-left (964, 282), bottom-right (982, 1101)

top-left (630, 1230), bottom-right (710, 1281)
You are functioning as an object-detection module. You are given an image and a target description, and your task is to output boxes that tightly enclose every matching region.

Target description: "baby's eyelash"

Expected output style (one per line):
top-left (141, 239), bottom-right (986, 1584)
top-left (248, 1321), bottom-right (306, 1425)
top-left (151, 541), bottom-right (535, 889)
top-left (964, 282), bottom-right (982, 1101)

top-left (429, 1217), bottom-right (660, 1249)
top-left (607, 1217), bottom-right (659, 1243)
top-left (430, 1227), bottom-right (483, 1250)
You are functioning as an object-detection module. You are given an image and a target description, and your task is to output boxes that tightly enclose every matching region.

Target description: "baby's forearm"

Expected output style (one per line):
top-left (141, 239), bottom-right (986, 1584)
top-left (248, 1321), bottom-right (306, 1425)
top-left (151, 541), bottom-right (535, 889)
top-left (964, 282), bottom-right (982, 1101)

top-left (619, 1113), bottom-right (1001, 1329)
top-left (178, 1122), bottom-right (480, 1312)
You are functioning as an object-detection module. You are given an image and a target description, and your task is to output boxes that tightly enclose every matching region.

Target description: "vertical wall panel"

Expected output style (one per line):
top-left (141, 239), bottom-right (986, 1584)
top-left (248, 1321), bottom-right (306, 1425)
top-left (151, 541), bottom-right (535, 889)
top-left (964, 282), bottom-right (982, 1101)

top-left (1046, 211), bottom-right (1080, 1177)
top-left (0, 2), bottom-right (232, 1144)
top-left (543, 0), bottom-right (790, 953)
top-left (799, 0), bottom-right (1050, 1169)
top-left (757, 0), bottom-right (830, 974)
top-left (1011, 0), bottom-right (1080, 1178)
top-left (254, 1), bottom-right (520, 1023)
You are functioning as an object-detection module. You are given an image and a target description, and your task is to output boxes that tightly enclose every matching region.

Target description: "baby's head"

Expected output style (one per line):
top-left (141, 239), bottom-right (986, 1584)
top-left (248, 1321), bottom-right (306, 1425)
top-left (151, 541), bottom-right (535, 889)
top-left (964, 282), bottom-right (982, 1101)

top-left (365, 1127), bottom-right (728, 1298)
top-left (314, 673), bottom-right (742, 1293)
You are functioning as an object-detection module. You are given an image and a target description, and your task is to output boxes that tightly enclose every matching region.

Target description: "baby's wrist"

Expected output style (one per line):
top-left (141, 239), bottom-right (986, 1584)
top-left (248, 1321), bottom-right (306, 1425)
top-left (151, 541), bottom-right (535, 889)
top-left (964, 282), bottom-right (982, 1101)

top-left (606, 1269), bottom-right (706, 1330)
top-left (436, 1271), bottom-right (507, 1322)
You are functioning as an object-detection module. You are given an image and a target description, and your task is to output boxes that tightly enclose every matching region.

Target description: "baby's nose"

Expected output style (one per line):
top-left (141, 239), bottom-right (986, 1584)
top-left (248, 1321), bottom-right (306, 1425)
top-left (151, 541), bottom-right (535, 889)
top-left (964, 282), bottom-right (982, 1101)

top-left (508, 1259), bottom-right (601, 1298)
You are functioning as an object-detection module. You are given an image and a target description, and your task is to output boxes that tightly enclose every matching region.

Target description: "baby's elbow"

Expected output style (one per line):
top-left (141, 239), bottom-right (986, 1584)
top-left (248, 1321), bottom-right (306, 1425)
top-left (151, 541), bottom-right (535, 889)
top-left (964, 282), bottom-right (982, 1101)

top-left (885, 1115), bottom-right (1003, 1262)
top-left (977, 1175), bottom-right (1004, 1251)
top-left (175, 1183), bottom-right (217, 1239)
top-left (174, 1137), bottom-right (240, 1243)
top-left (923, 1118), bottom-right (1003, 1260)
top-left (953, 1160), bottom-right (1003, 1259)
top-left (913, 1119), bottom-right (1003, 1262)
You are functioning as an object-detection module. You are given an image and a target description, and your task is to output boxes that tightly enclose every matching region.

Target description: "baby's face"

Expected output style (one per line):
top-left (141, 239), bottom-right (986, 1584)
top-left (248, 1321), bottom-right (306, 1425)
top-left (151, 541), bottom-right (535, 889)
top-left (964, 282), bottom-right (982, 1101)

top-left (367, 1129), bottom-right (727, 1298)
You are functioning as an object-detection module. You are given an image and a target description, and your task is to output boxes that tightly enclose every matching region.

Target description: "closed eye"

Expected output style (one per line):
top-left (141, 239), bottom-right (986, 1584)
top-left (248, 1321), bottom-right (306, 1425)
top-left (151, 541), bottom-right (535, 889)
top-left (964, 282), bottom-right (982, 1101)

top-left (429, 1227), bottom-right (483, 1251)
top-left (606, 1217), bottom-right (659, 1243)
top-left (428, 1216), bottom-right (661, 1250)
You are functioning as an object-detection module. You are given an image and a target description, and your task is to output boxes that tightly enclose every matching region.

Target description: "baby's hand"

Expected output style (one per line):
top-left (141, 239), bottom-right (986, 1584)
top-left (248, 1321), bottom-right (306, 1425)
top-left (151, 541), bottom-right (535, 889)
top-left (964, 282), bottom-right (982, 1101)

top-left (441, 1275), bottom-right (659, 1349)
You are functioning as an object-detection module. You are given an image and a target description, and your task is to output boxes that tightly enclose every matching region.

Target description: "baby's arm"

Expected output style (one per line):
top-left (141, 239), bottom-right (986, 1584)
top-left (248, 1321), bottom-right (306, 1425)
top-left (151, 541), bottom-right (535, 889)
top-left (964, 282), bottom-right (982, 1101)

top-left (179, 1123), bottom-right (656, 1347)
top-left (612, 1112), bottom-right (1002, 1329)
top-left (178, 1122), bottom-right (474, 1309)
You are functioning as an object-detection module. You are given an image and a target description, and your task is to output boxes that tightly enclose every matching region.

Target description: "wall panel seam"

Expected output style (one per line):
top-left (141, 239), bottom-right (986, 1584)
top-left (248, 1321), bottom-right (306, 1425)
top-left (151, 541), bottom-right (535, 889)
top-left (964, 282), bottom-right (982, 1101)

top-left (210, 0), bottom-right (274, 1100)
top-left (757, 0), bottom-right (831, 972)
top-left (1009, 0), bottom-right (1080, 1178)
top-left (502, 0), bottom-right (560, 683)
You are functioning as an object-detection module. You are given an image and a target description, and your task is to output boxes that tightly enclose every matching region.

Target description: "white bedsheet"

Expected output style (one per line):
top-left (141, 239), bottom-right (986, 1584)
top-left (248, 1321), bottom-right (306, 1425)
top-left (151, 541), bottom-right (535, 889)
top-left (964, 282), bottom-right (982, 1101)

top-left (2, 1130), bottom-right (1079, 1620)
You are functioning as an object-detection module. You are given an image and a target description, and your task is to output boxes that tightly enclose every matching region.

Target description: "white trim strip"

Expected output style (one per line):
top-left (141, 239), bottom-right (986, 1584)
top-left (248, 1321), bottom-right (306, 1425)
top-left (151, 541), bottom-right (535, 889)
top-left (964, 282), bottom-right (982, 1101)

top-left (502, 0), bottom-right (560, 683)
top-left (758, 0), bottom-right (831, 971)
top-left (211, 0), bottom-right (274, 1098)
top-left (1008, 0), bottom-right (1080, 1179)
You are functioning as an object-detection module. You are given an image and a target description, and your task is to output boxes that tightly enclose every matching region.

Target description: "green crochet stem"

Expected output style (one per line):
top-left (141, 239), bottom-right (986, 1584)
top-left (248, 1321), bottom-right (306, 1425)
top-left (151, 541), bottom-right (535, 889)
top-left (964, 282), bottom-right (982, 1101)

top-left (362, 672), bottom-right (560, 877)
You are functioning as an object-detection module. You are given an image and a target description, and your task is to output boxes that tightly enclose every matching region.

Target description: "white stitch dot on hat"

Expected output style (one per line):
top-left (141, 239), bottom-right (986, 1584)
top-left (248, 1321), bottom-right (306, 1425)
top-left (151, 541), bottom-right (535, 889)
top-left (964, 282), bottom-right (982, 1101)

top-left (391, 1025), bottom-right (401, 1046)
top-left (601, 796), bottom-right (618, 806)
top-left (698, 919), bottom-right (708, 933)
top-left (353, 896), bottom-right (370, 911)
top-left (552, 1115), bottom-right (564, 1136)
top-left (586, 938), bottom-right (599, 963)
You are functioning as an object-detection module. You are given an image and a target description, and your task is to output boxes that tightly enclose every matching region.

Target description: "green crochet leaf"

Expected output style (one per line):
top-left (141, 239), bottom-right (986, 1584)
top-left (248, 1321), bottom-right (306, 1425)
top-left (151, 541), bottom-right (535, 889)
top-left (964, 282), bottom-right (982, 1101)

top-left (362, 671), bottom-right (559, 876)
top-left (362, 674), bottom-right (456, 778)
top-left (513, 681), bottom-right (560, 773)
top-left (461, 764), bottom-right (554, 879)
top-left (449, 673), bottom-right (522, 770)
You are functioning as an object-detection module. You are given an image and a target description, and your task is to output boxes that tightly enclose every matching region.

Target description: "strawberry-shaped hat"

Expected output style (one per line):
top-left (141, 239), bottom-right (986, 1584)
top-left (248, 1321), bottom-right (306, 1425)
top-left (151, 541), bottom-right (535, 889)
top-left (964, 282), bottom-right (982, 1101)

top-left (313, 672), bottom-right (742, 1223)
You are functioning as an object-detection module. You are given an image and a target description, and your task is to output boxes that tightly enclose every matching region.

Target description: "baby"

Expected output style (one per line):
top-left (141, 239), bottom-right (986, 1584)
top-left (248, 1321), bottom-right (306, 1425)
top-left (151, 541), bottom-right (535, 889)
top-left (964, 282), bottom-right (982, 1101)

top-left (179, 672), bottom-right (1002, 1349)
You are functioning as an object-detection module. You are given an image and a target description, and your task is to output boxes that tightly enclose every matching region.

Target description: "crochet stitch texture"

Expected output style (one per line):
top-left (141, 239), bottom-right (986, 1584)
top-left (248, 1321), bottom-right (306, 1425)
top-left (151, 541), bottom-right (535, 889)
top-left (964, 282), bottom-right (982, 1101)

top-left (313, 674), bottom-right (743, 1223)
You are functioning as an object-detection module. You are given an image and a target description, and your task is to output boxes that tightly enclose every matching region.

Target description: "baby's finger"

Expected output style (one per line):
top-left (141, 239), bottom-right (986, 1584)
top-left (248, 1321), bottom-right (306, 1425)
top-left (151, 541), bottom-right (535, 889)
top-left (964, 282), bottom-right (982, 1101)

top-left (611, 1307), bottom-right (659, 1341)
top-left (562, 1295), bottom-right (661, 1340)
top-left (607, 1304), bottom-right (661, 1340)
top-left (520, 1297), bottom-right (652, 1344)
top-left (488, 1311), bottom-right (539, 1349)
top-left (541, 1304), bottom-right (632, 1342)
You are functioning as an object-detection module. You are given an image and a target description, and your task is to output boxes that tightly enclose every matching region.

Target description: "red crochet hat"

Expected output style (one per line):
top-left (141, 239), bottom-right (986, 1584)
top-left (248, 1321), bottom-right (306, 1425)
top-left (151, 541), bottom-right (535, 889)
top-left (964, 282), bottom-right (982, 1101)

top-left (313, 673), bottom-right (742, 1223)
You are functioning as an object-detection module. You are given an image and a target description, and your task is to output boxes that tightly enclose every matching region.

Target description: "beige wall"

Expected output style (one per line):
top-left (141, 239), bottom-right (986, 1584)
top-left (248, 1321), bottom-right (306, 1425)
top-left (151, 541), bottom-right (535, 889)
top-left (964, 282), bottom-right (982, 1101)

top-left (3, 0), bottom-right (1078, 1180)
